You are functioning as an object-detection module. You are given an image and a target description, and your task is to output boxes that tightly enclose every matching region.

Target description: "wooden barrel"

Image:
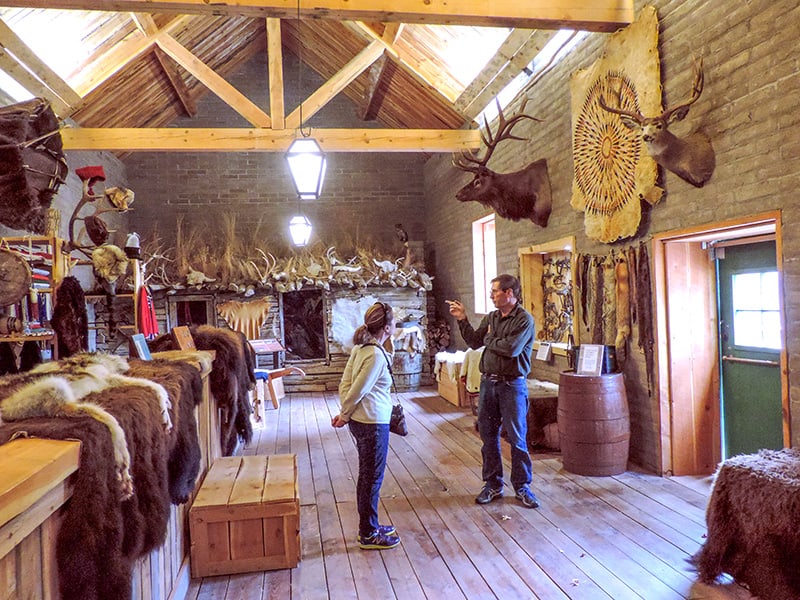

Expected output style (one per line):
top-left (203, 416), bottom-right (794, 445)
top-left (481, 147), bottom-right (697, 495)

top-left (392, 351), bottom-right (422, 391)
top-left (558, 371), bottom-right (630, 476)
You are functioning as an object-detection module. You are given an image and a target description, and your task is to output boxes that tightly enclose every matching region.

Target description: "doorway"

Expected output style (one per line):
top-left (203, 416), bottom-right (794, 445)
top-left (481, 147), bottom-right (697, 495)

top-left (652, 211), bottom-right (789, 475)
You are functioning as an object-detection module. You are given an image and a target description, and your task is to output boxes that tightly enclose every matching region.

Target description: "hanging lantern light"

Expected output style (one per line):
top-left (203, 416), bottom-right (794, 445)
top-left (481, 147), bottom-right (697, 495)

top-left (285, 137), bottom-right (327, 200)
top-left (288, 213), bottom-right (313, 247)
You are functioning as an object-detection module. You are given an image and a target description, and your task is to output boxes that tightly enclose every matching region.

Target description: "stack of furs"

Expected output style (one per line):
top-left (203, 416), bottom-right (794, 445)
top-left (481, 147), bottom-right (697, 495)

top-left (692, 448), bottom-right (800, 600)
top-left (0, 352), bottom-right (204, 600)
top-left (151, 325), bottom-right (256, 455)
top-left (0, 98), bottom-right (67, 233)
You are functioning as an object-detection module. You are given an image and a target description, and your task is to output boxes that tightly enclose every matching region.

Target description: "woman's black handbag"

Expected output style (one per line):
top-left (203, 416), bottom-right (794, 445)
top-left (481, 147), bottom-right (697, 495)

top-left (389, 403), bottom-right (408, 436)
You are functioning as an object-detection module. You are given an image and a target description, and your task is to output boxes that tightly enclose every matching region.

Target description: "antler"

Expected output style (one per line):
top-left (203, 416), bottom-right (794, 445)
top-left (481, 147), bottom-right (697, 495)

top-left (452, 97), bottom-right (541, 172)
top-left (598, 87), bottom-right (644, 124)
top-left (661, 57), bottom-right (704, 123)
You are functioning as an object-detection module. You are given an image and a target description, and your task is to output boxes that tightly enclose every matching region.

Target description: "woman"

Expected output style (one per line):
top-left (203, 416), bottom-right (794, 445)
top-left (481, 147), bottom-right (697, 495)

top-left (331, 302), bottom-right (400, 550)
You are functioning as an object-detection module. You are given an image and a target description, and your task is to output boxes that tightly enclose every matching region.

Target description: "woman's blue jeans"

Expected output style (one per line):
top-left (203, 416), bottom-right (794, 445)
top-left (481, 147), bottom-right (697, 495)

top-left (348, 420), bottom-right (390, 538)
top-left (478, 377), bottom-right (532, 491)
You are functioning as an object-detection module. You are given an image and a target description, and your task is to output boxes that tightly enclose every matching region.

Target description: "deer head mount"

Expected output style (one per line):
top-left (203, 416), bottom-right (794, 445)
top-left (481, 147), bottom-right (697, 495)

top-left (452, 98), bottom-right (552, 227)
top-left (598, 58), bottom-right (715, 188)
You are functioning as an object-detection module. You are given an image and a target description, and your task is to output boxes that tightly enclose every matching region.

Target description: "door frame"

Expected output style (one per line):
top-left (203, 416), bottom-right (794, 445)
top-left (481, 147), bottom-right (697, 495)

top-left (652, 210), bottom-right (789, 475)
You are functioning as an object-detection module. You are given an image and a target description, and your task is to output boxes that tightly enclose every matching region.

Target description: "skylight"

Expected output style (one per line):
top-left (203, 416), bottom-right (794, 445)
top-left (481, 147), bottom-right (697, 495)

top-left (477, 29), bottom-right (588, 125)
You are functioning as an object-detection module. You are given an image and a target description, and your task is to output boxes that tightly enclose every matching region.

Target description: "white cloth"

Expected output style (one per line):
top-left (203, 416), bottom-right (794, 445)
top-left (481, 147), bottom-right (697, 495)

top-left (463, 347), bottom-right (484, 393)
top-left (434, 350), bottom-right (465, 383)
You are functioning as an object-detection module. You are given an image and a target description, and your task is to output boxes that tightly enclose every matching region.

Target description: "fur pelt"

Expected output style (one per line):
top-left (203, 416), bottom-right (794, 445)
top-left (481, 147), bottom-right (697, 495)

top-left (0, 98), bottom-right (66, 234)
top-left (0, 342), bottom-right (18, 375)
top-left (691, 448), bottom-right (800, 599)
top-left (18, 339), bottom-right (42, 371)
top-left (0, 419), bottom-right (129, 600)
top-left (128, 358), bottom-right (204, 504)
top-left (151, 325), bottom-right (254, 455)
top-left (0, 352), bottom-right (206, 600)
top-left (51, 276), bottom-right (89, 357)
top-left (0, 374), bottom-right (134, 498)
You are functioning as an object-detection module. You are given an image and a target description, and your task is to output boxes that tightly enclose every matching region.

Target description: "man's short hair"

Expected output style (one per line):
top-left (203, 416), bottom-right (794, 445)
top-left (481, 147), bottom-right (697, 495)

top-left (491, 273), bottom-right (521, 300)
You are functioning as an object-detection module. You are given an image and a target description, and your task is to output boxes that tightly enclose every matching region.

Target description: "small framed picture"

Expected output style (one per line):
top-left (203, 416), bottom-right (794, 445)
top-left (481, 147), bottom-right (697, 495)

top-left (535, 342), bottom-right (552, 361)
top-left (576, 344), bottom-right (604, 376)
top-left (130, 333), bottom-right (152, 360)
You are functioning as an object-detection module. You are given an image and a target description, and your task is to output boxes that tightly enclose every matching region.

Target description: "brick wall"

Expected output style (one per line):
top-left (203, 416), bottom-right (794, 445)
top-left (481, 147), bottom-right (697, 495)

top-left (424, 0), bottom-right (800, 471)
top-left (126, 52), bottom-right (428, 253)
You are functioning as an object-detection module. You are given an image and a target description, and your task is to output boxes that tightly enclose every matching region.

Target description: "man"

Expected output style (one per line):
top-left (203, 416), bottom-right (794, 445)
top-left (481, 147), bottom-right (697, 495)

top-left (447, 274), bottom-right (539, 508)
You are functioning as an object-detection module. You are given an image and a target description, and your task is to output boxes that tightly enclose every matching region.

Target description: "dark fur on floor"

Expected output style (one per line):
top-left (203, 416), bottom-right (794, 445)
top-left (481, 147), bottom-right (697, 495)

top-left (691, 448), bottom-right (800, 600)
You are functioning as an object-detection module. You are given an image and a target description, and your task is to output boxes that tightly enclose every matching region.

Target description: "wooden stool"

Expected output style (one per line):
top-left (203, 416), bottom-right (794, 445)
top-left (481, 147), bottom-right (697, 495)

top-left (253, 367), bottom-right (306, 414)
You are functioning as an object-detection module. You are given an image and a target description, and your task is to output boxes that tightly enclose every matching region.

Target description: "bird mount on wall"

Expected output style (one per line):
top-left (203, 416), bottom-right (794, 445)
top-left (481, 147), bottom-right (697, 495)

top-left (598, 57), bottom-right (715, 189)
top-left (570, 6), bottom-right (663, 243)
top-left (452, 98), bottom-right (552, 227)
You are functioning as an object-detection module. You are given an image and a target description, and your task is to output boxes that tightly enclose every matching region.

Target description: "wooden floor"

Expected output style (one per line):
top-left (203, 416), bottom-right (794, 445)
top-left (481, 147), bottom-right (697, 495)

top-left (186, 387), bottom-right (754, 600)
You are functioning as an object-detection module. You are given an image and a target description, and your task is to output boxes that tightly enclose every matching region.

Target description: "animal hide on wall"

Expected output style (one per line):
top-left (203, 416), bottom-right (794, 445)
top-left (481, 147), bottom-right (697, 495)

top-left (0, 98), bottom-right (67, 234)
top-left (0, 353), bottom-right (205, 600)
top-left (570, 6), bottom-right (663, 243)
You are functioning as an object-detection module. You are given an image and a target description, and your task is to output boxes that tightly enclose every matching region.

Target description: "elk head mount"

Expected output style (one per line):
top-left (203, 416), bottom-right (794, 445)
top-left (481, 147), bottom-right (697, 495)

top-left (452, 98), bottom-right (552, 227)
top-left (599, 58), bottom-right (715, 188)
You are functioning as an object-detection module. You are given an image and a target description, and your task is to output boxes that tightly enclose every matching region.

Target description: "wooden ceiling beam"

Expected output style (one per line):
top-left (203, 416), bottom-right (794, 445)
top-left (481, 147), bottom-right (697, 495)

top-left (5, 1), bottom-right (634, 32)
top-left (266, 18), bottom-right (285, 129)
top-left (60, 126), bottom-right (481, 152)
top-left (344, 21), bottom-right (459, 105)
top-left (154, 32), bottom-right (271, 127)
top-left (285, 40), bottom-right (384, 131)
top-left (130, 13), bottom-right (197, 117)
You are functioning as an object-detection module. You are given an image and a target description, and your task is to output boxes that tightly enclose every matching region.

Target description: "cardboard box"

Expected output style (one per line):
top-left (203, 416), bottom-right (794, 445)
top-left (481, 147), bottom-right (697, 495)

top-left (190, 454), bottom-right (300, 577)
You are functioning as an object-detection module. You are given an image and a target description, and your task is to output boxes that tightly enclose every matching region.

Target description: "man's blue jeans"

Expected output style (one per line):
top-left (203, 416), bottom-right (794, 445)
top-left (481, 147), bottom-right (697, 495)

top-left (477, 377), bottom-right (532, 491)
top-left (348, 420), bottom-right (390, 538)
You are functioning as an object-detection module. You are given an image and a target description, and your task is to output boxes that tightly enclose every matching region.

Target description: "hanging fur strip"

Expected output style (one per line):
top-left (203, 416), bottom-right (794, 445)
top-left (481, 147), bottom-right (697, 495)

top-left (601, 256), bottom-right (616, 345)
top-left (51, 275), bottom-right (89, 358)
top-left (614, 255), bottom-right (631, 365)
top-left (592, 256), bottom-right (605, 344)
top-left (636, 241), bottom-right (655, 394)
top-left (579, 253), bottom-right (591, 328)
top-left (627, 245), bottom-right (638, 325)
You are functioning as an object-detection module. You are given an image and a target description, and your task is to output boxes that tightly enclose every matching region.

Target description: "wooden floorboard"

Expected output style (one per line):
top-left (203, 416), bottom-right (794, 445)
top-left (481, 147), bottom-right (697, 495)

top-left (188, 386), bottom-right (756, 600)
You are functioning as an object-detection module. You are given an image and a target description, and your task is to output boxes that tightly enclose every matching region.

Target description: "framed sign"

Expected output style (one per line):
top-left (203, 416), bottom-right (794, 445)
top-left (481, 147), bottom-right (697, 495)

top-left (577, 344), bottom-right (604, 376)
top-left (130, 333), bottom-right (152, 360)
top-left (172, 325), bottom-right (196, 350)
top-left (535, 342), bottom-right (553, 361)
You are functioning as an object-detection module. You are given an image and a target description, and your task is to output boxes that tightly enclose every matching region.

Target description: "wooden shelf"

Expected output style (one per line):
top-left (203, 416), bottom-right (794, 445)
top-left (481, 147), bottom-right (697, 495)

top-left (0, 333), bottom-right (55, 343)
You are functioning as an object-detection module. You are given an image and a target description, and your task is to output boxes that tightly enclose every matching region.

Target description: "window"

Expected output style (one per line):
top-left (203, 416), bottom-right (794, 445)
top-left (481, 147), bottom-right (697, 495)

top-left (732, 270), bottom-right (781, 349)
top-left (472, 214), bottom-right (496, 314)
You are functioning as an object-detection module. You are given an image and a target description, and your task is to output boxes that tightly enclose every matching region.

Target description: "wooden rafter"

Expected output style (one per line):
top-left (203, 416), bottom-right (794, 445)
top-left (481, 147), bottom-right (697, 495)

top-left (343, 21), bottom-right (457, 105)
top-left (266, 18), bottom-right (285, 129)
top-left (131, 13), bottom-right (197, 117)
top-left (285, 40), bottom-right (384, 130)
top-left (60, 126), bottom-right (481, 152)
top-left (154, 32), bottom-right (271, 127)
top-left (358, 51), bottom-right (389, 121)
top-left (0, 1), bottom-right (634, 32)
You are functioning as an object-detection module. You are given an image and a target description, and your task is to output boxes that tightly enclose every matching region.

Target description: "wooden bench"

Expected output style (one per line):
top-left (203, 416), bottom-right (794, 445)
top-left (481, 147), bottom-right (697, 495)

top-left (189, 454), bottom-right (300, 577)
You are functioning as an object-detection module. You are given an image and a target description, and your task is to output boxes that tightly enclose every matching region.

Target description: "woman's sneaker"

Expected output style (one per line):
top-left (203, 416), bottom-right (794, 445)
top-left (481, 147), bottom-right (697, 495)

top-left (358, 530), bottom-right (401, 550)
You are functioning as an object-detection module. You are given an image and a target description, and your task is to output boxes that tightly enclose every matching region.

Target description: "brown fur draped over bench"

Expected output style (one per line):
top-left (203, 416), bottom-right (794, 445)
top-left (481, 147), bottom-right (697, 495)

top-left (691, 448), bottom-right (800, 600)
top-left (151, 325), bottom-right (256, 455)
top-left (0, 354), bottom-right (204, 600)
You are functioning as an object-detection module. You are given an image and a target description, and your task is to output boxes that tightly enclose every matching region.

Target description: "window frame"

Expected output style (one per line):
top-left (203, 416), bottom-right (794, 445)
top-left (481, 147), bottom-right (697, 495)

top-left (472, 214), bottom-right (496, 314)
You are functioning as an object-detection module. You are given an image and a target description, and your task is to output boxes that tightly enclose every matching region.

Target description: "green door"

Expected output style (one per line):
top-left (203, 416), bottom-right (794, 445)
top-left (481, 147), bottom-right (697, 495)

top-left (717, 240), bottom-right (783, 458)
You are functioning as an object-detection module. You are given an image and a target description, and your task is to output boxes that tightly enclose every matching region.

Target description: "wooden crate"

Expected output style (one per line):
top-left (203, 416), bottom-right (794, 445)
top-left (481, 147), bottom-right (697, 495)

top-left (437, 375), bottom-right (467, 407)
top-left (189, 454), bottom-right (299, 577)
